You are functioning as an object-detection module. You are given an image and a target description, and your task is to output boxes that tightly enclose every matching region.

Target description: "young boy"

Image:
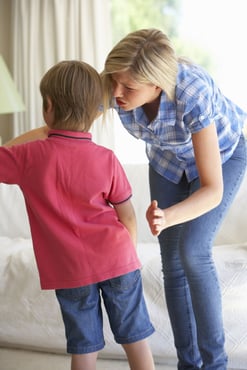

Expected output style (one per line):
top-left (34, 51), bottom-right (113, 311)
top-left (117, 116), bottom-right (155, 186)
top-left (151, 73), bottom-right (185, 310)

top-left (0, 60), bottom-right (155, 370)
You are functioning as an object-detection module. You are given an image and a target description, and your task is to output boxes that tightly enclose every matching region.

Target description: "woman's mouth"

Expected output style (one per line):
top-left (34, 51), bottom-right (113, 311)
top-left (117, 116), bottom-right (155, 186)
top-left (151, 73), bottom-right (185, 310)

top-left (116, 98), bottom-right (126, 107)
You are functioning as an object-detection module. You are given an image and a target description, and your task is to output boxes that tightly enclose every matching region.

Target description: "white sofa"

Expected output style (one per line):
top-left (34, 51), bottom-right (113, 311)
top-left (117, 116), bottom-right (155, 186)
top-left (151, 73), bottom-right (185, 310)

top-left (0, 163), bottom-right (247, 369)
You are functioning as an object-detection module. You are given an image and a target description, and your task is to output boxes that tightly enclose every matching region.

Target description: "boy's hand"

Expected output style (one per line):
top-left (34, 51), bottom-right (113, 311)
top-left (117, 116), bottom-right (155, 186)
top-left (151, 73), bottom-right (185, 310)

top-left (146, 200), bottom-right (166, 236)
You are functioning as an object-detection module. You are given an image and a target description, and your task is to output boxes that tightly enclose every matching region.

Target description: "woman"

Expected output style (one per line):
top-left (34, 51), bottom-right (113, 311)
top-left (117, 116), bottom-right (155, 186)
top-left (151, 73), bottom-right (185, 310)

top-left (100, 29), bottom-right (247, 369)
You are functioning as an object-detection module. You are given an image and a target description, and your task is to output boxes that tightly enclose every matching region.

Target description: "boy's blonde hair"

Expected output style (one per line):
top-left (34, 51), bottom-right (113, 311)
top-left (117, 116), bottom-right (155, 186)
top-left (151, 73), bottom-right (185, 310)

top-left (40, 60), bottom-right (102, 131)
top-left (101, 28), bottom-right (179, 111)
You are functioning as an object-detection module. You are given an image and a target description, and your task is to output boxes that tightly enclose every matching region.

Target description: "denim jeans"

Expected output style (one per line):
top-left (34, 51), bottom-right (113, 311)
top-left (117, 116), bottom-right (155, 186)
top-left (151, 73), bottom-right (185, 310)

top-left (149, 135), bottom-right (246, 370)
top-left (56, 270), bottom-right (154, 354)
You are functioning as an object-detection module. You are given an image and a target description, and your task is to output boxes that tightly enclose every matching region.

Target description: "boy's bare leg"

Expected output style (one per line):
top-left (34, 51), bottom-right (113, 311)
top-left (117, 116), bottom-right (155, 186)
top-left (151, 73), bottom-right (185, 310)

top-left (71, 352), bottom-right (98, 370)
top-left (122, 339), bottom-right (155, 370)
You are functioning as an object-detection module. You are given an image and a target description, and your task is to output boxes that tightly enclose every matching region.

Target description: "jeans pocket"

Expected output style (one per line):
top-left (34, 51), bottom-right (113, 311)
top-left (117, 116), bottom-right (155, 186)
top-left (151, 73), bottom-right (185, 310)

top-left (56, 285), bottom-right (91, 302)
top-left (109, 269), bottom-right (140, 290)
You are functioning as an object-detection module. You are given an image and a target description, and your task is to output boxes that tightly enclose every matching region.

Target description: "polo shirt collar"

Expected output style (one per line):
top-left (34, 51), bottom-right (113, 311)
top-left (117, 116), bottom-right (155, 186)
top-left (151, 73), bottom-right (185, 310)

top-left (48, 129), bottom-right (92, 141)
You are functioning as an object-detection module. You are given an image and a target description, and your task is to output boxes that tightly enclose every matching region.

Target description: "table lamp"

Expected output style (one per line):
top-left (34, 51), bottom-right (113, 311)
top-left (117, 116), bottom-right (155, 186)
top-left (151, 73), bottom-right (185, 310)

top-left (0, 55), bottom-right (25, 144)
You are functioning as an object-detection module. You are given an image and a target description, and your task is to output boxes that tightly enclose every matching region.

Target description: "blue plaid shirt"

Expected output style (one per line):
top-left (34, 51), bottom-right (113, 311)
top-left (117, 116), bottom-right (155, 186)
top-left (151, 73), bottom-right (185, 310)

top-left (115, 63), bottom-right (247, 183)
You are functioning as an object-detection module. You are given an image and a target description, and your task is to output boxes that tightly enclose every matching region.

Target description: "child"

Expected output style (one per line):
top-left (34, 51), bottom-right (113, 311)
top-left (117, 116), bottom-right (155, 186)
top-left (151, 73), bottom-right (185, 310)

top-left (0, 60), bottom-right (155, 370)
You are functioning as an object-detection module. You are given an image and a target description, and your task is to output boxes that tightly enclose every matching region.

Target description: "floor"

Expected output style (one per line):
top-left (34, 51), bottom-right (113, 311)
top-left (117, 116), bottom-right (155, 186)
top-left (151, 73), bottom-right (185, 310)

top-left (0, 347), bottom-right (245, 370)
top-left (0, 347), bottom-right (175, 370)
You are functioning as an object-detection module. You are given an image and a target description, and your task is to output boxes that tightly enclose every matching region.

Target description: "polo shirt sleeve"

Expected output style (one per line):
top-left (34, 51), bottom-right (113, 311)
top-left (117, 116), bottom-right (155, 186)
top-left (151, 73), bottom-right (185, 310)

top-left (0, 146), bottom-right (23, 185)
top-left (107, 153), bottom-right (132, 205)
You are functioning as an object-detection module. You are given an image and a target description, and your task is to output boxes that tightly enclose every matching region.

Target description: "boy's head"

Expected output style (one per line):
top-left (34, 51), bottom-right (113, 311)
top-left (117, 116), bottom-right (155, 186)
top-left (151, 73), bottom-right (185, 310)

top-left (40, 60), bottom-right (102, 131)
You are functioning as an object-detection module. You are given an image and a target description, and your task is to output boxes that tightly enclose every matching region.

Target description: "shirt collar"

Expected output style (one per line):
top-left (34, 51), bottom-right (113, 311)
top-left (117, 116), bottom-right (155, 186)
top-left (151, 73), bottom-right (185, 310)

top-left (48, 129), bottom-right (92, 141)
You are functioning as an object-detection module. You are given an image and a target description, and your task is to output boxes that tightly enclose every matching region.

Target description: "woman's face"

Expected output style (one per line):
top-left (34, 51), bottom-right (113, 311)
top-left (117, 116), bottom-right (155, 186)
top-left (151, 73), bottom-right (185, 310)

top-left (111, 71), bottom-right (161, 111)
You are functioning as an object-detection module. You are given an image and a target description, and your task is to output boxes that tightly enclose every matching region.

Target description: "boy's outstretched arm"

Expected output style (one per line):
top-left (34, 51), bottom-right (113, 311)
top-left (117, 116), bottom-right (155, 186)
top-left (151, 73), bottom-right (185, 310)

top-left (3, 125), bottom-right (49, 147)
top-left (114, 199), bottom-right (137, 247)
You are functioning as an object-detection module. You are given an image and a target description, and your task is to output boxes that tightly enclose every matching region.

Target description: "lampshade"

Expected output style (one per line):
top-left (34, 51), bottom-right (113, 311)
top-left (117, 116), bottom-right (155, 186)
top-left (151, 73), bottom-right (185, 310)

top-left (0, 55), bottom-right (25, 114)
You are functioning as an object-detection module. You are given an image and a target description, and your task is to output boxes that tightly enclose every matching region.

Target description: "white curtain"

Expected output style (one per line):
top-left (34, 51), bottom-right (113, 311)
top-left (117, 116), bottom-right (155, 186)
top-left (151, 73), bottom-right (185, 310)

top-left (11, 0), bottom-right (114, 148)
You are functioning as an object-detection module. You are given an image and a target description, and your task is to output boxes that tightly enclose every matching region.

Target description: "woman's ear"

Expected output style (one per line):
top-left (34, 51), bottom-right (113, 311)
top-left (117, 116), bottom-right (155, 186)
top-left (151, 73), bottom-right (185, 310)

top-left (155, 86), bottom-right (162, 93)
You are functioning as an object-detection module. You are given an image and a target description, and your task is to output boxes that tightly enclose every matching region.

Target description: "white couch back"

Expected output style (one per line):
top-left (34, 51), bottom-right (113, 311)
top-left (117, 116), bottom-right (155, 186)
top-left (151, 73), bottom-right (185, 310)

top-left (0, 184), bottom-right (31, 239)
top-left (0, 164), bottom-right (247, 245)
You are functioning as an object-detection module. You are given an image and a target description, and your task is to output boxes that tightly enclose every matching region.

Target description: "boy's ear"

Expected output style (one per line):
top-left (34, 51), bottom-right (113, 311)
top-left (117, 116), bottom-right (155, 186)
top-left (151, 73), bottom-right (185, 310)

top-left (46, 97), bottom-right (53, 112)
top-left (43, 96), bottom-right (53, 113)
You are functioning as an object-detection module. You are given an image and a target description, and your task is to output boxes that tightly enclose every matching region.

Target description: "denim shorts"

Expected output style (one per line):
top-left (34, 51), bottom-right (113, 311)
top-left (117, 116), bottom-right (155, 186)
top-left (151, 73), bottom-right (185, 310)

top-left (55, 269), bottom-right (155, 354)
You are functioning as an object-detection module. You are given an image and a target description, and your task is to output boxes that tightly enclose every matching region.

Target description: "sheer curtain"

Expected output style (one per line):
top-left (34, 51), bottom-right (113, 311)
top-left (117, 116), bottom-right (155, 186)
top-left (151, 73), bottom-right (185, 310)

top-left (11, 0), bottom-right (114, 148)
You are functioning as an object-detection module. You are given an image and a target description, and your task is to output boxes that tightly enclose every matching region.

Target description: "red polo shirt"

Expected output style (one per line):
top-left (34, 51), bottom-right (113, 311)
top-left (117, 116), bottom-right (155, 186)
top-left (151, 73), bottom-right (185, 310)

top-left (0, 130), bottom-right (141, 289)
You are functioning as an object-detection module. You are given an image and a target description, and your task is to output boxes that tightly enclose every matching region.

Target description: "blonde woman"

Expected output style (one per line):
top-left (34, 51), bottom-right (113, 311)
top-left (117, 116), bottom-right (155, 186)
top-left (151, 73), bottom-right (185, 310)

top-left (101, 29), bottom-right (247, 369)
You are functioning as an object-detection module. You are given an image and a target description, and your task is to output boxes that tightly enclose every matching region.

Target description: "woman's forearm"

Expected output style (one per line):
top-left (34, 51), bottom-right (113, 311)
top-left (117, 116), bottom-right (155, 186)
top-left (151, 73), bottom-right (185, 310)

top-left (4, 126), bottom-right (49, 147)
top-left (146, 184), bottom-right (223, 236)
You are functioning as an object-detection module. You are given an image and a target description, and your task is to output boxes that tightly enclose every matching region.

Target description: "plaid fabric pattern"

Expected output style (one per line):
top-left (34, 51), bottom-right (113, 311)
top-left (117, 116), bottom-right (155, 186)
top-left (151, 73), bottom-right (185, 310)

top-left (116, 63), bottom-right (247, 183)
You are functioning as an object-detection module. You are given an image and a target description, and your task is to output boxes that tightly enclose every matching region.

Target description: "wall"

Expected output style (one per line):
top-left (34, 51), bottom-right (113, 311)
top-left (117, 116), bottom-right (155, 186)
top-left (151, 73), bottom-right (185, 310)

top-left (0, 0), bottom-right (14, 144)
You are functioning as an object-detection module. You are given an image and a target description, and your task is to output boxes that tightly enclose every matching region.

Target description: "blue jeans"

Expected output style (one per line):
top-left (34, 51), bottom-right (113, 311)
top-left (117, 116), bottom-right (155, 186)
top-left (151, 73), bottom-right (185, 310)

top-left (149, 135), bottom-right (246, 370)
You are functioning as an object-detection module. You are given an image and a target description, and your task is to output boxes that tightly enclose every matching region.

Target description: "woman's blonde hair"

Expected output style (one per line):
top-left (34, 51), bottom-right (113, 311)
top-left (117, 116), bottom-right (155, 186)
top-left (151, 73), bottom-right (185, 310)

top-left (101, 28), bottom-right (178, 110)
top-left (40, 60), bottom-right (102, 131)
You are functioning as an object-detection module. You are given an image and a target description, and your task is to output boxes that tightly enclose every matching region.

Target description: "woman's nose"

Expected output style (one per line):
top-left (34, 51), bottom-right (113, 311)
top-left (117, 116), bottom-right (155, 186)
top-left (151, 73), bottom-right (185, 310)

top-left (113, 83), bottom-right (123, 97)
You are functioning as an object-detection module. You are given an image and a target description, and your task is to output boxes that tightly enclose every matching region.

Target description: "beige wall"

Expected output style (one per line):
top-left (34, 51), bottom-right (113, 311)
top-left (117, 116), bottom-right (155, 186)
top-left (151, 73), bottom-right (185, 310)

top-left (0, 0), bottom-right (14, 144)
